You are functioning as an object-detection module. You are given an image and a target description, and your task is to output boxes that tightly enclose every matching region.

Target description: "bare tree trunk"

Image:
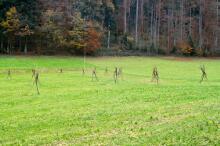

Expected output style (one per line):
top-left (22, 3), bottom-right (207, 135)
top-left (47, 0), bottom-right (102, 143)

top-left (199, 0), bottom-right (203, 48)
top-left (167, 9), bottom-right (170, 53)
top-left (107, 25), bottom-right (111, 49)
top-left (19, 37), bottom-right (22, 52)
top-left (157, 0), bottom-right (161, 53)
top-left (10, 42), bottom-right (12, 54)
top-left (150, 5), bottom-right (154, 48)
top-left (215, 2), bottom-right (219, 52)
top-left (0, 36), bottom-right (3, 50)
top-left (189, 6), bottom-right (192, 37)
top-left (135, 0), bottom-right (139, 45)
top-left (140, 0), bottom-right (144, 35)
top-left (40, 35), bottom-right (43, 54)
top-left (154, 10), bottom-right (157, 49)
top-left (7, 39), bottom-right (10, 54)
top-left (24, 36), bottom-right (27, 54)
top-left (180, 0), bottom-right (184, 42)
top-left (171, 0), bottom-right (175, 48)
top-left (123, 0), bottom-right (127, 34)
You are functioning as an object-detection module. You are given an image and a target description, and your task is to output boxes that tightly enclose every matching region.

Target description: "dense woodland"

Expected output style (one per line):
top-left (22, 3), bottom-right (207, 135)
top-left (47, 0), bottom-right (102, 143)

top-left (0, 0), bottom-right (220, 56)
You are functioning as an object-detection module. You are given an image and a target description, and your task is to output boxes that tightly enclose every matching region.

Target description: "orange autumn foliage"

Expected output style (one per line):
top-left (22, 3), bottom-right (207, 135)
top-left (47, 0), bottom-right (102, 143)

top-left (177, 41), bottom-right (193, 55)
top-left (85, 23), bottom-right (101, 54)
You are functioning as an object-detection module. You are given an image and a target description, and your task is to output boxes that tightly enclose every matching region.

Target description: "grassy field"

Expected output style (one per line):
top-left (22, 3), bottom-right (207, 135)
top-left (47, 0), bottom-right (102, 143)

top-left (0, 56), bottom-right (219, 145)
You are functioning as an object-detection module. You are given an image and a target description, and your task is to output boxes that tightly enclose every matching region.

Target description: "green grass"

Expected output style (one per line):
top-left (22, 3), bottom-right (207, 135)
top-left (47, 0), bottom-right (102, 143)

top-left (0, 56), bottom-right (219, 145)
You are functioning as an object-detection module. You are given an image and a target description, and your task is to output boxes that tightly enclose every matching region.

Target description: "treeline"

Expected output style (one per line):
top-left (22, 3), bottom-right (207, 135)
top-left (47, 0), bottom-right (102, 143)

top-left (0, 0), bottom-right (220, 56)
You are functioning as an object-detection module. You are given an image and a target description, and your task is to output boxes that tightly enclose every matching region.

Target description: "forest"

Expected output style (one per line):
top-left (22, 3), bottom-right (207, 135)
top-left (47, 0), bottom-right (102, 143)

top-left (0, 0), bottom-right (220, 56)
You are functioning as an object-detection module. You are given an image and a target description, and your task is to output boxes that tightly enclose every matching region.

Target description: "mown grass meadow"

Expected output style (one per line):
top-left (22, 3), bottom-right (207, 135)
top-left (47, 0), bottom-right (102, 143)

top-left (0, 56), bottom-right (219, 145)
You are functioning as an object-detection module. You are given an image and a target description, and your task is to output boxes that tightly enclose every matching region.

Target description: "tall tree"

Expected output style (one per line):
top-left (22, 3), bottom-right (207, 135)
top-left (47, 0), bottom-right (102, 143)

top-left (1, 7), bottom-right (20, 54)
top-left (135, 0), bottom-right (139, 45)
